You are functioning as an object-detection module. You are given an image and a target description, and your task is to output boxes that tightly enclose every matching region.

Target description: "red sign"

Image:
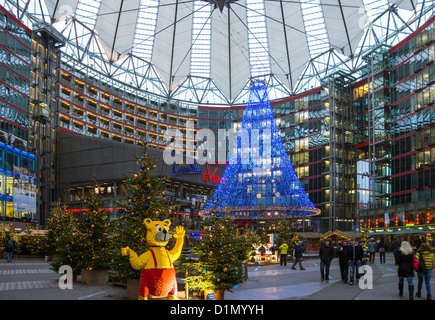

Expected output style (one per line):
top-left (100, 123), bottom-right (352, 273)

top-left (203, 165), bottom-right (225, 185)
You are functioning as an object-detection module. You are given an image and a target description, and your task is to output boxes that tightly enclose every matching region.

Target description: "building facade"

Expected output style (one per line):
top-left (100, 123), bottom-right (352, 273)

top-left (0, 5), bottom-right (434, 237)
top-left (0, 6), bottom-right (38, 231)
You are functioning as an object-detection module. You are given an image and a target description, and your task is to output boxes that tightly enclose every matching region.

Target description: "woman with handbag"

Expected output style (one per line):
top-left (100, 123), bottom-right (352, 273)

top-left (415, 238), bottom-right (434, 300)
top-left (395, 241), bottom-right (414, 300)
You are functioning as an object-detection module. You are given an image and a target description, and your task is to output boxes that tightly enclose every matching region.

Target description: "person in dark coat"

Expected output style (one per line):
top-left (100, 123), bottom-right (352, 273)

top-left (413, 238), bottom-right (422, 250)
top-left (291, 241), bottom-right (305, 270)
top-left (319, 240), bottom-right (334, 282)
top-left (346, 239), bottom-right (364, 285)
top-left (338, 240), bottom-right (349, 283)
top-left (395, 241), bottom-right (414, 300)
top-left (391, 237), bottom-right (401, 256)
top-left (377, 238), bottom-right (387, 264)
top-left (4, 234), bottom-right (14, 262)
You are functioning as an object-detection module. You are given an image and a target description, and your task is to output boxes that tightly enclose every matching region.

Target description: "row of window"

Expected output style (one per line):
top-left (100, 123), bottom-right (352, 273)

top-left (389, 24), bottom-right (435, 71)
top-left (390, 61), bottom-right (435, 103)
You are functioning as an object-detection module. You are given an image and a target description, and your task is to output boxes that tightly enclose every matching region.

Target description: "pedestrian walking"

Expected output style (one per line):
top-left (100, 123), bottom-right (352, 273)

top-left (279, 242), bottom-right (289, 266)
top-left (338, 240), bottom-right (349, 283)
top-left (391, 237), bottom-right (401, 257)
top-left (319, 239), bottom-right (334, 282)
top-left (413, 237), bottom-right (422, 250)
top-left (395, 241), bottom-right (414, 300)
top-left (415, 238), bottom-right (435, 300)
top-left (346, 238), bottom-right (364, 285)
top-left (4, 234), bottom-right (14, 262)
top-left (270, 243), bottom-right (276, 262)
top-left (273, 243), bottom-right (279, 262)
top-left (291, 241), bottom-right (305, 270)
top-left (377, 238), bottom-right (387, 264)
top-left (368, 238), bottom-right (377, 263)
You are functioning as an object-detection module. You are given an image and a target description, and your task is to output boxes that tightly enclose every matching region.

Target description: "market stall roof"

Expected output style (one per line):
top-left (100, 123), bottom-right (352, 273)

top-left (16, 230), bottom-right (47, 236)
top-left (320, 230), bottom-right (351, 241)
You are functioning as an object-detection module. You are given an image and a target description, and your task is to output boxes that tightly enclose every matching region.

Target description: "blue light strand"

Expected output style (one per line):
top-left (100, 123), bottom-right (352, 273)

top-left (200, 81), bottom-right (320, 219)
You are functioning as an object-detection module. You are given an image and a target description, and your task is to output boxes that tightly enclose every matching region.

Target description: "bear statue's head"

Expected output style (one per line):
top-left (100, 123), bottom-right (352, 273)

top-left (144, 218), bottom-right (171, 246)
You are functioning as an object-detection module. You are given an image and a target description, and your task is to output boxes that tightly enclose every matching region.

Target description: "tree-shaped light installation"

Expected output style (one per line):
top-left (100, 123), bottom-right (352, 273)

top-left (199, 81), bottom-right (321, 219)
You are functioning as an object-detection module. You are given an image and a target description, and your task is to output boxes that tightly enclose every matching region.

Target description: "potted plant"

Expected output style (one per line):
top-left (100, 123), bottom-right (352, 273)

top-left (109, 143), bottom-right (175, 298)
top-left (183, 214), bottom-right (250, 300)
top-left (46, 202), bottom-right (82, 281)
top-left (78, 185), bottom-right (112, 285)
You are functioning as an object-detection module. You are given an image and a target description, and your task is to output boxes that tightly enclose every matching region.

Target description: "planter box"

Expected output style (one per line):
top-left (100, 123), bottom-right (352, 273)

top-left (81, 269), bottom-right (108, 285)
top-left (127, 278), bottom-right (139, 300)
top-left (204, 289), bottom-right (225, 300)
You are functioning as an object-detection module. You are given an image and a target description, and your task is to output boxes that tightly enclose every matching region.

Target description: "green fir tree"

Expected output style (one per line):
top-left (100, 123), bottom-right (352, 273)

top-left (46, 201), bottom-right (82, 275)
top-left (78, 184), bottom-right (113, 271)
top-left (184, 214), bottom-right (249, 294)
top-left (110, 143), bottom-right (173, 282)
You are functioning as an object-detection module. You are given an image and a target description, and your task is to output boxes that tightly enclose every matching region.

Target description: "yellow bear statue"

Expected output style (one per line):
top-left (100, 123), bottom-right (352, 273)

top-left (121, 218), bottom-right (185, 300)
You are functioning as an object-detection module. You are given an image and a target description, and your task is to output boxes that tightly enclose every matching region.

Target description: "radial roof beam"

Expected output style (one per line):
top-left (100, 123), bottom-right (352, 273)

top-left (264, 0), bottom-right (310, 93)
top-left (152, 0), bottom-right (194, 94)
top-left (44, 0), bottom-right (79, 23)
top-left (94, 0), bottom-right (140, 64)
top-left (320, 0), bottom-right (365, 57)
top-left (390, 0), bottom-right (417, 11)
top-left (211, 0), bottom-right (250, 103)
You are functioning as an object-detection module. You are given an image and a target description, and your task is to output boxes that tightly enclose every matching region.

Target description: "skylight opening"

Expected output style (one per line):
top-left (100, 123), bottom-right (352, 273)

top-left (132, 0), bottom-right (159, 63)
top-left (190, 0), bottom-right (212, 77)
top-left (245, 0), bottom-right (271, 77)
top-left (300, 0), bottom-right (330, 58)
top-left (75, 0), bottom-right (101, 29)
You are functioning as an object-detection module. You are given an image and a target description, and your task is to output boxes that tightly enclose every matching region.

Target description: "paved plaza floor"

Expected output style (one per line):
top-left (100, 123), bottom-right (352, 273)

top-left (227, 253), bottom-right (429, 300)
top-left (0, 253), bottom-right (433, 301)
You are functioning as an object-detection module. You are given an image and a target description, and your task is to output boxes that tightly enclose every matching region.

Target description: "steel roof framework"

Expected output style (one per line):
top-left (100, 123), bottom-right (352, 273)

top-left (3, 0), bottom-right (434, 105)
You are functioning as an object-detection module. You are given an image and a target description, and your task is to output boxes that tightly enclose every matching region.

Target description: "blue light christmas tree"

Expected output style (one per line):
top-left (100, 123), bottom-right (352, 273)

top-left (199, 81), bottom-right (320, 219)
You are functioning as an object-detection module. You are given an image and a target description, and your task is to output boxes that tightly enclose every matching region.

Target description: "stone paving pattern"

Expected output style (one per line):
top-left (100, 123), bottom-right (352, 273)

top-left (0, 253), bottom-right (433, 300)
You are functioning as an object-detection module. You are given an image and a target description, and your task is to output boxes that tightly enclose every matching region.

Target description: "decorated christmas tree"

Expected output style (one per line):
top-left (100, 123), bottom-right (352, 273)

top-left (200, 81), bottom-right (320, 219)
top-left (78, 184), bottom-right (113, 271)
top-left (110, 143), bottom-right (173, 282)
top-left (275, 219), bottom-right (297, 252)
top-left (184, 213), bottom-right (249, 297)
top-left (46, 201), bottom-right (82, 275)
top-left (18, 228), bottom-right (47, 256)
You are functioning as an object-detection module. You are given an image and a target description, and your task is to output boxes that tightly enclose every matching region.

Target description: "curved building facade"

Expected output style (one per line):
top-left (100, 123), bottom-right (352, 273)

top-left (0, 2), bottom-right (434, 239)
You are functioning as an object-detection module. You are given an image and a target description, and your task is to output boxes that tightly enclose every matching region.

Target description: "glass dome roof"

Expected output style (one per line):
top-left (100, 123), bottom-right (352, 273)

top-left (3, 0), bottom-right (434, 105)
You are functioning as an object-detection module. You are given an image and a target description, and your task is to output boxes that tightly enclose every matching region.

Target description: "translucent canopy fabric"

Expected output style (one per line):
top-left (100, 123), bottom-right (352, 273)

top-left (41, 0), bottom-right (422, 103)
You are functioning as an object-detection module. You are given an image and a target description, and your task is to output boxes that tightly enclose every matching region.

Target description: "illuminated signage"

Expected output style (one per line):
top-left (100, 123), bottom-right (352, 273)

top-left (172, 163), bottom-right (202, 176)
top-left (171, 162), bottom-right (224, 186)
top-left (202, 165), bottom-right (225, 185)
top-left (190, 232), bottom-right (205, 239)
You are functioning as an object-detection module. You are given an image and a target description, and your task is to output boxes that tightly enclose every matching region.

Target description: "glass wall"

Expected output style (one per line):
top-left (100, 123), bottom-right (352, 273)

top-left (0, 142), bottom-right (37, 221)
top-left (0, 5), bottom-right (31, 144)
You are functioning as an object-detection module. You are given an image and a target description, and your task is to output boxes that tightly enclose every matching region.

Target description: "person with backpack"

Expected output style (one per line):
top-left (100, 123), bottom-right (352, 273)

top-left (415, 238), bottom-right (435, 300)
top-left (4, 234), bottom-right (14, 262)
